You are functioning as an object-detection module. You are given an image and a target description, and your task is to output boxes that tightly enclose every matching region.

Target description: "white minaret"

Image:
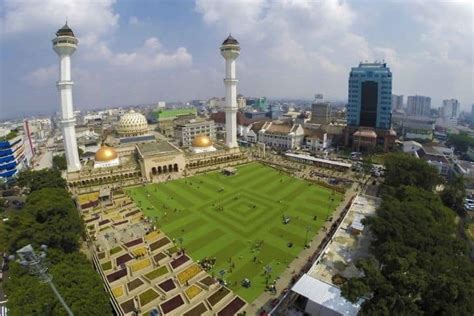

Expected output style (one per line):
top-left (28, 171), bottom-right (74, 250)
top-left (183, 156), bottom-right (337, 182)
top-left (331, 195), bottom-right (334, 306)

top-left (220, 35), bottom-right (240, 148)
top-left (52, 23), bottom-right (81, 172)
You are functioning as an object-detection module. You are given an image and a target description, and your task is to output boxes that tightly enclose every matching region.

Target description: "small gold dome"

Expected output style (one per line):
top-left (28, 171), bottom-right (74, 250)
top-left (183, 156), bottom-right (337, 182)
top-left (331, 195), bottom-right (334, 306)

top-left (95, 145), bottom-right (118, 162)
top-left (192, 135), bottom-right (212, 147)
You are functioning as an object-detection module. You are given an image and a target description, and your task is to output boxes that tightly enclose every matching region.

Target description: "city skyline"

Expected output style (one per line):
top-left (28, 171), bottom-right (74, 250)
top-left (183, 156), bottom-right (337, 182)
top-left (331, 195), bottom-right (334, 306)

top-left (1, 0), bottom-right (473, 119)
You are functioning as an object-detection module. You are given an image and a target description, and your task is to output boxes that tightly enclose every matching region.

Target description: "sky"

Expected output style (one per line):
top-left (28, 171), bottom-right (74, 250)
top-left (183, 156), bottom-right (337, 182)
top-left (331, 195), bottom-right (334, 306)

top-left (0, 0), bottom-right (473, 119)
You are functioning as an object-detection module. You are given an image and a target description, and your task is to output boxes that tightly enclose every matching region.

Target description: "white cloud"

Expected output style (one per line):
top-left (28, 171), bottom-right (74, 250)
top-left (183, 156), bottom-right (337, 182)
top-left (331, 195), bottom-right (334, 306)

top-left (87, 37), bottom-right (192, 70)
top-left (23, 65), bottom-right (57, 86)
top-left (195, 0), bottom-right (473, 106)
top-left (129, 16), bottom-right (140, 25)
top-left (1, 0), bottom-right (119, 38)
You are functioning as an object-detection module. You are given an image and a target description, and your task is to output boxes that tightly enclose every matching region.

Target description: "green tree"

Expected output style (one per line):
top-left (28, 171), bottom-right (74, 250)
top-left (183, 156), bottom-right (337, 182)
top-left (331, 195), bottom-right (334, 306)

top-left (341, 186), bottom-right (474, 314)
top-left (4, 249), bottom-right (112, 315)
top-left (384, 153), bottom-right (440, 191)
top-left (447, 133), bottom-right (474, 153)
top-left (441, 175), bottom-right (466, 216)
top-left (52, 154), bottom-right (67, 171)
top-left (3, 188), bottom-right (82, 253)
top-left (17, 169), bottom-right (66, 192)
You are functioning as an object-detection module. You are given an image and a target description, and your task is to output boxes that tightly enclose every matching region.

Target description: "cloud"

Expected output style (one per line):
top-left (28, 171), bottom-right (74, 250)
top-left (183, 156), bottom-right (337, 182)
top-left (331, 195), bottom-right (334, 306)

top-left (1, 0), bottom-right (119, 38)
top-left (195, 0), bottom-right (473, 105)
top-left (129, 16), bottom-right (140, 25)
top-left (23, 65), bottom-right (57, 86)
top-left (85, 37), bottom-right (192, 70)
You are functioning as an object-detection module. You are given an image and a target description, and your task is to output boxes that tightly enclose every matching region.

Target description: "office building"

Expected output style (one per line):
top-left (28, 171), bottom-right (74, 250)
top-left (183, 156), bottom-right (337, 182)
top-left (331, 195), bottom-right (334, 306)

top-left (345, 62), bottom-right (396, 151)
top-left (174, 118), bottom-right (216, 147)
top-left (0, 133), bottom-right (27, 182)
top-left (347, 62), bottom-right (392, 129)
top-left (441, 99), bottom-right (460, 119)
top-left (391, 94), bottom-right (404, 111)
top-left (407, 95), bottom-right (431, 117)
top-left (310, 97), bottom-right (331, 125)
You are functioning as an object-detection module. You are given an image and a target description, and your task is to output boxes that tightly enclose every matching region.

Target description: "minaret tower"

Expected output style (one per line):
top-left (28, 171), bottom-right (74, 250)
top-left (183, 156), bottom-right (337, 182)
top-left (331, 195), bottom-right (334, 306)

top-left (220, 35), bottom-right (240, 148)
top-left (52, 23), bottom-right (81, 172)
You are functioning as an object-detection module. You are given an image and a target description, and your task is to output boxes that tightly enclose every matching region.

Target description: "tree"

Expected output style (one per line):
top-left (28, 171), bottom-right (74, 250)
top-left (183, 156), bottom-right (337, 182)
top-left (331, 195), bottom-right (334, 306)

top-left (4, 249), bottom-right (112, 315)
top-left (52, 154), bottom-right (67, 171)
top-left (3, 188), bottom-right (82, 253)
top-left (441, 175), bottom-right (466, 217)
top-left (447, 133), bottom-right (474, 153)
top-left (341, 186), bottom-right (474, 314)
top-left (384, 153), bottom-right (440, 191)
top-left (17, 169), bottom-right (66, 192)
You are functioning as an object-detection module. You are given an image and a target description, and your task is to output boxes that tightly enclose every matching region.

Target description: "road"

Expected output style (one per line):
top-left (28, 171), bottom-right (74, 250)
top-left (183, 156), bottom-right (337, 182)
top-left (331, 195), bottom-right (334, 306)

top-left (33, 137), bottom-right (53, 170)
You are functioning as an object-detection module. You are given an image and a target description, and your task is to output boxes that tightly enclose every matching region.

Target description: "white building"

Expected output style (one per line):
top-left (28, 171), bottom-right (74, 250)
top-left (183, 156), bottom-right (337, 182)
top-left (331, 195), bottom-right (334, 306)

top-left (303, 128), bottom-right (331, 152)
top-left (391, 94), bottom-right (404, 111)
top-left (174, 119), bottom-right (216, 147)
top-left (407, 95), bottom-right (431, 117)
top-left (441, 99), bottom-right (460, 119)
top-left (256, 121), bottom-right (305, 150)
top-left (402, 140), bottom-right (423, 154)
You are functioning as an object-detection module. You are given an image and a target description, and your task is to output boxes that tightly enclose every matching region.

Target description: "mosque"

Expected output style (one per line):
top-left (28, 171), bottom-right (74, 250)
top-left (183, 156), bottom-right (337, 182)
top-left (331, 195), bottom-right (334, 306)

top-left (54, 24), bottom-right (248, 191)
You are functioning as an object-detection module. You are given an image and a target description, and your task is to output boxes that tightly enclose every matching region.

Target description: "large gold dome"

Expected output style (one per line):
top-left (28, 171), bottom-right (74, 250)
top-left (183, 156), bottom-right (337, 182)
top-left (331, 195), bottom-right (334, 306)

top-left (95, 145), bottom-right (118, 162)
top-left (192, 135), bottom-right (212, 147)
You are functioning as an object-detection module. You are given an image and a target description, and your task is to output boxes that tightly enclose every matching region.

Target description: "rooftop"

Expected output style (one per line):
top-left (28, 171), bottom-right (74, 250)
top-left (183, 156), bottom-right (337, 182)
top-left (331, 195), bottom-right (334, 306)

top-left (292, 275), bottom-right (361, 316)
top-left (308, 195), bottom-right (379, 283)
top-left (137, 141), bottom-right (181, 157)
top-left (154, 108), bottom-right (197, 120)
top-left (222, 34), bottom-right (239, 45)
top-left (56, 23), bottom-right (75, 37)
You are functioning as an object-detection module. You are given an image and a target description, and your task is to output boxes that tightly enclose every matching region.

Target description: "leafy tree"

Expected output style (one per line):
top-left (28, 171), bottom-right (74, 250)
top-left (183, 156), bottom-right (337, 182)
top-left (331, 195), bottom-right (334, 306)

top-left (17, 169), bottom-right (66, 192)
top-left (447, 133), bottom-right (474, 153)
top-left (3, 188), bottom-right (82, 253)
top-left (384, 153), bottom-right (440, 191)
top-left (4, 249), bottom-right (112, 315)
top-left (441, 175), bottom-right (466, 217)
top-left (52, 154), bottom-right (67, 171)
top-left (341, 186), bottom-right (474, 314)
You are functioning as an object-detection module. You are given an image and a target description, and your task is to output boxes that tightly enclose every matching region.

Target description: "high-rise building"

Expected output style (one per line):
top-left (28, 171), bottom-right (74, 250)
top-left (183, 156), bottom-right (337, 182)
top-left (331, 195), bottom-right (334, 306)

top-left (237, 95), bottom-right (246, 108)
top-left (441, 99), bottom-right (460, 119)
top-left (310, 100), bottom-right (330, 125)
top-left (391, 94), bottom-right (404, 111)
top-left (0, 132), bottom-right (27, 182)
top-left (347, 62), bottom-right (392, 130)
top-left (52, 23), bottom-right (81, 172)
top-left (407, 95), bottom-right (431, 117)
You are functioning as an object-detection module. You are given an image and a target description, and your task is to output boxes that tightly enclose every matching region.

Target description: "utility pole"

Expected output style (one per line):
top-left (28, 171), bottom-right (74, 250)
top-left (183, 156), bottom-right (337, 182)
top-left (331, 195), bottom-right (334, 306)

top-left (16, 244), bottom-right (74, 316)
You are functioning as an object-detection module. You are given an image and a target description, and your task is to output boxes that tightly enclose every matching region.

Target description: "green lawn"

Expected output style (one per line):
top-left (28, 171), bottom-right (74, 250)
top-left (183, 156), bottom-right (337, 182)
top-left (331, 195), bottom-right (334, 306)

top-left (128, 163), bottom-right (343, 303)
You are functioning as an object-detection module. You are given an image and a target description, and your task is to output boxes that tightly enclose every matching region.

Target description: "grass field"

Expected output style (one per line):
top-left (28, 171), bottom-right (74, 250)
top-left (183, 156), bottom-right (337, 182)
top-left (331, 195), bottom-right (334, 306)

top-left (128, 163), bottom-right (343, 303)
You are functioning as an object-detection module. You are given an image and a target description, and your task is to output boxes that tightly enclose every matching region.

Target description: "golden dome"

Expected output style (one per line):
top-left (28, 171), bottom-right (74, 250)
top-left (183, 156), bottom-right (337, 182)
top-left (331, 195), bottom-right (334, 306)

top-left (192, 135), bottom-right (212, 147)
top-left (95, 145), bottom-right (118, 162)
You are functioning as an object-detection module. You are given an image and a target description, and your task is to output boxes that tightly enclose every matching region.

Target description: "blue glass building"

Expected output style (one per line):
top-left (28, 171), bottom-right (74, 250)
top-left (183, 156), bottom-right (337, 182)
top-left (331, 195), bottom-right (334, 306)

top-left (0, 135), bottom-right (26, 183)
top-left (347, 62), bottom-right (392, 130)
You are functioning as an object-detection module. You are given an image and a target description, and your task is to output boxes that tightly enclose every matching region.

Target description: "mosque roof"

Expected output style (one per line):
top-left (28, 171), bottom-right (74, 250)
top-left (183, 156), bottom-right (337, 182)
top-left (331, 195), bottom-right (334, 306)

top-left (222, 34), bottom-right (239, 45)
top-left (56, 23), bottom-right (75, 37)
top-left (192, 135), bottom-right (213, 148)
top-left (95, 145), bottom-right (118, 162)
